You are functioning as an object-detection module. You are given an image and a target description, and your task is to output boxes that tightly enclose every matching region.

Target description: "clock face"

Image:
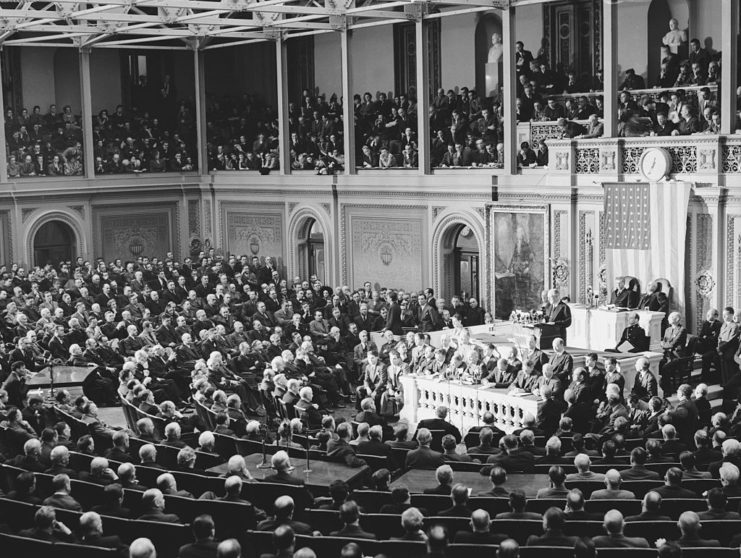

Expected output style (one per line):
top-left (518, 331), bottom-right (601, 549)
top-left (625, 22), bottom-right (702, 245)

top-left (639, 148), bottom-right (671, 182)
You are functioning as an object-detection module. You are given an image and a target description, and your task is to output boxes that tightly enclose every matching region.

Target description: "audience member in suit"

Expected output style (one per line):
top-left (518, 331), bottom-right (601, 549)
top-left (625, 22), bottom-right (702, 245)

top-left (591, 510), bottom-right (650, 548)
top-left (618, 447), bottom-right (661, 480)
top-left (356, 424), bottom-right (394, 460)
top-left (537, 386), bottom-right (563, 437)
top-left (386, 423), bottom-right (419, 450)
top-left (563, 489), bottom-right (602, 520)
top-left (483, 434), bottom-right (535, 474)
top-left (679, 450), bottom-right (713, 479)
top-left (674, 510), bottom-right (721, 547)
top-left (466, 412), bottom-right (505, 439)
top-left (256, 496), bottom-right (314, 535)
top-left (438, 483), bottom-right (474, 517)
top-left (262, 450), bottom-right (308, 486)
top-left (78, 511), bottom-right (126, 552)
top-left (453, 509), bottom-right (509, 544)
top-left (441, 434), bottom-right (473, 462)
top-left (653, 467), bottom-right (701, 499)
top-left (391, 507), bottom-right (428, 541)
top-left (525, 507), bottom-right (579, 547)
top-left (177, 514), bottom-right (220, 558)
top-left (536, 466), bottom-right (569, 499)
top-left (698, 488), bottom-right (741, 520)
top-left (468, 427), bottom-right (501, 455)
top-left (329, 501), bottom-right (376, 539)
top-left (326, 422), bottom-right (367, 468)
top-left (479, 466), bottom-right (509, 497)
top-left (18, 505), bottom-right (75, 542)
top-left (589, 469), bottom-right (636, 500)
top-left (42, 473), bottom-right (82, 511)
top-left (624, 491), bottom-right (671, 522)
top-left (137, 488), bottom-right (181, 523)
top-left (258, 524), bottom-right (296, 558)
top-left (92, 484), bottom-right (132, 518)
top-left (415, 405), bottom-right (462, 443)
top-left (565, 453), bottom-right (605, 481)
top-left (104, 430), bottom-right (135, 463)
top-left (405, 428), bottom-right (445, 469)
top-left (424, 464), bottom-right (454, 494)
top-left (495, 490), bottom-right (542, 520)
top-left (379, 486), bottom-right (427, 516)
top-left (44, 445), bottom-right (78, 478)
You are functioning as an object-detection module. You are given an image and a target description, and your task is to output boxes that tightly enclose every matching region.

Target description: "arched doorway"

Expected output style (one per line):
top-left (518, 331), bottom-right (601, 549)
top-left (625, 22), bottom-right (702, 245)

top-left (441, 224), bottom-right (480, 302)
top-left (33, 220), bottom-right (75, 266)
top-left (297, 218), bottom-right (325, 282)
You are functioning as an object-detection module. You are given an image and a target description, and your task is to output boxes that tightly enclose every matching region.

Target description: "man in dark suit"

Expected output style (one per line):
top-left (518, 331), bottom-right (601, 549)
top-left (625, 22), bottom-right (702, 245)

top-left (548, 339), bottom-right (574, 385)
top-left (698, 308), bottom-right (722, 381)
top-left (653, 467), bottom-right (697, 499)
top-left (479, 466), bottom-right (509, 497)
top-left (483, 435), bottom-right (535, 474)
top-left (416, 405), bottom-right (462, 444)
top-left (716, 307), bottom-right (740, 385)
top-left (384, 291), bottom-right (403, 335)
top-left (177, 514), bottom-right (220, 558)
top-left (256, 496), bottom-right (313, 535)
top-left (79, 511), bottom-right (126, 552)
top-left (495, 489), bottom-right (542, 520)
top-left (417, 293), bottom-right (440, 333)
top-left (619, 447), bottom-right (661, 480)
top-left (405, 428), bottom-right (445, 469)
top-left (544, 289), bottom-right (572, 344)
top-left (104, 430), bottom-right (135, 463)
top-left (137, 488), bottom-right (181, 523)
top-left (525, 507), bottom-right (579, 547)
top-left (356, 424), bottom-right (394, 459)
top-left (612, 312), bottom-right (649, 353)
top-left (18, 505), bottom-right (75, 542)
top-left (42, 474), bottom-right (82, 511)
top-left (262, 450), bottom-right (307, 486)
top-left (92, 484), bottom-right (131, 518)
top-left (631, 357), bottom-right (658, 402)
top-left (424, 464), bottom-right (454, 495)
top-left (624, 491), bottom-right (671, 522)
top-left (327, 423), bottom-right (367, 468)
top-left (674, 510), bottom-right (721, 548)
top-left (592, 510), bottom-right (650, 548)
top-left (453, 509), bottom-right (509, 544)
top-left (329, 501), bottom-right (376, 539)
top-left (438, 484), bottom-right (474, 517)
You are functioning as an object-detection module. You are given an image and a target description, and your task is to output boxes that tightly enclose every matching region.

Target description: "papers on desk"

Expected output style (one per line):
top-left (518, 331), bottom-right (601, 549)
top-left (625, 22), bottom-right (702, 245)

top-left (617, 340), bottom-right (635, 353)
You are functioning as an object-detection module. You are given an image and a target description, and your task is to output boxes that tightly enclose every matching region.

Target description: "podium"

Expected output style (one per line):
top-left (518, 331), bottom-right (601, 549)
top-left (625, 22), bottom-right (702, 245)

top-left (566, 305), bottom-right (665, 352)
top-left (533, 323), bottom-right (563, 349)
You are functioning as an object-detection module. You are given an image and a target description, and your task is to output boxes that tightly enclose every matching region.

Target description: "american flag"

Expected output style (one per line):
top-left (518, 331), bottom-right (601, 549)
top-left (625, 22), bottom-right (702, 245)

top-left (604, 184), bottom-right (651, 249)
top-left (604, 181), bottom-right (692, 317)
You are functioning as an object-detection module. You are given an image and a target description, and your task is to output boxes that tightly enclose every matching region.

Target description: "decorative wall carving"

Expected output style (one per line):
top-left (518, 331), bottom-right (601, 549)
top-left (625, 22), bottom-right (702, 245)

top-left (729, 216), bottom-right (741, 310)
top-left (575, 148), bottom-right (599, 174)
top-left (698, 147), bottom-right (717, 171)
top-left (97, 210), bottom-right (173, 261)
top-left (600, 149), bottom-right (617, 172)
top-left (343, 206), bottom-right (425, 291)
top-left (203, 198), bottom-right (212, 237)
top-left (0, 211), bottom-right (9, 264)
top-left (225, 211), bottom-right (284, 264)
top-left (722, 145), bottom-right (741, 173)
top-left (188, 200), bottom-right (200, 237)
top-left (555, 151), bottom-right (570, 171)
top-left (579, 211), bottom-right (596, 305)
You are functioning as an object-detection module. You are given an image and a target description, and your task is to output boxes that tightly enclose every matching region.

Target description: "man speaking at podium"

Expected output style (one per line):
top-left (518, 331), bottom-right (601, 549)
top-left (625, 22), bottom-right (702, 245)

top-left (543, 289), bottom-right (572, 345)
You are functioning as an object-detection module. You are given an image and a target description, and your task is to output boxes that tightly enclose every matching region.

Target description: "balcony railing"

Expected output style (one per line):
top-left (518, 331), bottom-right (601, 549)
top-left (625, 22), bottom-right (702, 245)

top-left (546, 133), bottom-right (740, 178)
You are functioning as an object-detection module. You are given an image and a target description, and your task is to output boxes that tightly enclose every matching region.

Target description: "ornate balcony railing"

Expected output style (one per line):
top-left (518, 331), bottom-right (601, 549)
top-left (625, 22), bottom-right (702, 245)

top-left (546, 133), bottom-right (738, 179)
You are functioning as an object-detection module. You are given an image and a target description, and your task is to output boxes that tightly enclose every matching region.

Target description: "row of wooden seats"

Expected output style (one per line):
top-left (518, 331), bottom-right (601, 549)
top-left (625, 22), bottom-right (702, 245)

top-left (248, 530), bottom-right (738, 558)
top-left (0, 463), bottom-right (312, 513)
top-left (351, 489), bottom-right (738, 515)
top-left (292, 510), bottom-right (741, 547)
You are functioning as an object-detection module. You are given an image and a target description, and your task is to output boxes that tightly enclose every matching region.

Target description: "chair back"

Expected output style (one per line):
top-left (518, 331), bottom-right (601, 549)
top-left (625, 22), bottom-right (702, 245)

top-left (656, 498), bottom-right (706, 519)
top-left (585, 498), bottom-right (641, 517)
top-left (564, 480), bottom-right (603, 498)
top-left (526, 498), bottom-right (566, 515)
top-left (213, 433), bottom-right (238, 459)
top-left (69, 479), bottom-right (106, 509)
top-left (593, 550), bottom-right (658, 558)
top-left (0, 497), bottom-right (37, 532)
top-left (467, 497), bottom-right (510, 516)
top-left (295, 508), bottom-right (342, 535)
top-left (378, 539), bottom-right (427, 558)
top-left (519, 548), bottom-right (577, 558)
top-left (55, 542), bottom-right (119, 557)
top-left (127, 518), bottom-right (191, 558)
top-left (153, 444), bottom-right (181, 469)
top-left (562, 520), bottom-right (604, 538)
top-left (410, 494), bottom-right (451, 515)
top-left (351, 490), bottom-right (393, 513)
top-left (698, 519), bottom-right (741, 546)
top-left (489, 519), bottom-right (542, 544)
top-left (624, 520), bottom-right (681, 544)
top-left (0, 532), bottom-right (53, 555)
top-left (359, 513), bottom-right (405, 538)
top-left (448, 544), bottom-right (502, 558)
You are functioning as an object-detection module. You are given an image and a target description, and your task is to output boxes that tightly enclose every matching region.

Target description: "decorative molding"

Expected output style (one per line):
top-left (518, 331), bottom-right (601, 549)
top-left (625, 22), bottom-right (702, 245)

top-left (695, 270), bottom-right (716, 297)
top-left (320, 203), bottom-right (331, 214)
top-left (552, 257), bottom-right (569, 287)
top-left (600, 149), bottom-right (617, 172)
top-left (553, 210), bottom-right (567, 260)
top-left (287, 203), bottom-right (298, 215)
top-left (728, 216), bottom-right (738, 308)
top-left (696, 214), bottom-right (711, 273)
top-left (555, 151), bottom-right (570, 171)
top-left (432, 207), bottom-right (446, 220)
top-left (188, 199), bottom-right (200, 237)
top-left (21, 208), bottom-right (34, 222)
top-left (203, 198), bottom-right (212, 238)
top-left (70, 205), bottom-right (84, 218)
top-left (698, 147), bottom-right (717, 171)
top-left (340, 203), bottom-right (427, 286)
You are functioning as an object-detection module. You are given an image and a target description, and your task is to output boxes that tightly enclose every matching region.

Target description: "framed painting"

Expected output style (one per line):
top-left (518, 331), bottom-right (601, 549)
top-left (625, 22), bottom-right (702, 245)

top-left (488, 204), bottom-right (550, 320)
